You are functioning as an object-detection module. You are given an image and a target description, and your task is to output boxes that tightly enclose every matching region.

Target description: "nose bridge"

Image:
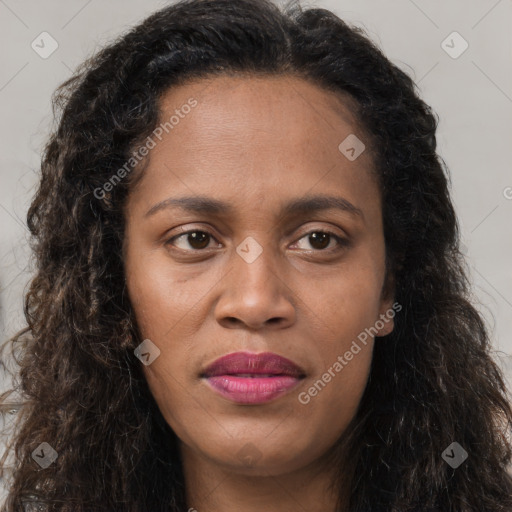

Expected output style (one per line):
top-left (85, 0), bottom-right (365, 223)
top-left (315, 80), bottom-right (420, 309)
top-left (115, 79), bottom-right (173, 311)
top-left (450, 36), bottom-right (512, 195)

top-left (214, 233), bottom-right (295, 328)
top-left (232, 234), bottom-right (280, 295)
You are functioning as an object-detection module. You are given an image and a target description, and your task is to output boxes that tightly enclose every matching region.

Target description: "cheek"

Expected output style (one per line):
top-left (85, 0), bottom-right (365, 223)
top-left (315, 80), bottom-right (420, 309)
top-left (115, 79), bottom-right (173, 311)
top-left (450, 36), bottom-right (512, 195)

top-left (297, 264), bottom-right (381, 412)
top-left (294, 338), bottom-right (374, 457)
top-left (313, 262), bottom-right (386, 344)
top-left (142, 361), bottom-right (204, 449)
top-left (125, 246), bottom-right (204, 339)
top-left (125, 249), bottom-right (203, 406)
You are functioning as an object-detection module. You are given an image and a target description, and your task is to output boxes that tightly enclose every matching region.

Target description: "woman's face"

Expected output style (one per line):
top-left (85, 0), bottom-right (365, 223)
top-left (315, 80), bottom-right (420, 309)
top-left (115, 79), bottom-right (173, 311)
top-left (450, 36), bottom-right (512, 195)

top-left (124, 74), bottom-right (394, 476)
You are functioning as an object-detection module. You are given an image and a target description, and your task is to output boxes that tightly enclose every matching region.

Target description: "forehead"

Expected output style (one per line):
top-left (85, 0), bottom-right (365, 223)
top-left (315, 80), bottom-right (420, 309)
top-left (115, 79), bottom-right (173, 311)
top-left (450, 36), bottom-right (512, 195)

top-left (157, 73), bottom-right (366, 150)
top-left (127, 74), bottom-right (380, 222)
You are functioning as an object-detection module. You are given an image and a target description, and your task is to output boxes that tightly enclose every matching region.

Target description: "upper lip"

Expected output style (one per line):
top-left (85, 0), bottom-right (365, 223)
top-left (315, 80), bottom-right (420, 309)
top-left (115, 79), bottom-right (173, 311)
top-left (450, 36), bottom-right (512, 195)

top-left (201, 351), bottom-right (306, 378)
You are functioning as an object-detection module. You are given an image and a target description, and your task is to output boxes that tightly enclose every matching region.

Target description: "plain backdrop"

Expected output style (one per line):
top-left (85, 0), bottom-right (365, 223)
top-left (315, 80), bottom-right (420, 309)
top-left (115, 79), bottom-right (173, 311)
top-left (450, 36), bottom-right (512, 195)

top-left (0, 0), bottom-right (511, 386)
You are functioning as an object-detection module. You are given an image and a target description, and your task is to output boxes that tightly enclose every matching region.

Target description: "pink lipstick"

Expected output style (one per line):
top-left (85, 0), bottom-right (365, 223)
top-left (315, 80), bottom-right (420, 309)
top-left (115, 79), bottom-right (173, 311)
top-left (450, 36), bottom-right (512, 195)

top-left (201, 351), bottom-right (305, 404)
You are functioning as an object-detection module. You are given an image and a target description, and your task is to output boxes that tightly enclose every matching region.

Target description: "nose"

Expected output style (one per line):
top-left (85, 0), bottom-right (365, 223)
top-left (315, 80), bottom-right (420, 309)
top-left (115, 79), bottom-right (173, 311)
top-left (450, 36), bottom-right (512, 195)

top-left (214, 239), bottom-right (296, 331)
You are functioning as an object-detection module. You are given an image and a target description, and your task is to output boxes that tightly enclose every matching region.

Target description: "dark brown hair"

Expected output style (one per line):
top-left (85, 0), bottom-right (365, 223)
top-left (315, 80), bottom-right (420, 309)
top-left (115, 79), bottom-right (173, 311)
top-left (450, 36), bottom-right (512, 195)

top-left (1, 0), bottom-right (511, 510)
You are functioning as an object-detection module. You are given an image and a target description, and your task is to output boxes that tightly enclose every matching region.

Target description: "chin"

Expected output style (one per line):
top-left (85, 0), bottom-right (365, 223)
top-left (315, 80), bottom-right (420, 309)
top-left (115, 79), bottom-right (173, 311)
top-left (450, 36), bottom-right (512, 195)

top-left (196, 436), bottom-right (323, 477)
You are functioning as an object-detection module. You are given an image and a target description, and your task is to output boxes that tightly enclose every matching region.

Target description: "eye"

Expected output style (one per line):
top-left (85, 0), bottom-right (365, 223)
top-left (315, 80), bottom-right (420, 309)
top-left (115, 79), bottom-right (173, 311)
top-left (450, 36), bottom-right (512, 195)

top-left (165, 229), bottom-right (220, 251)
top-left (292, 230), bottom-right (348, 252)
top-left (164, 228), bottom-right (348, 253)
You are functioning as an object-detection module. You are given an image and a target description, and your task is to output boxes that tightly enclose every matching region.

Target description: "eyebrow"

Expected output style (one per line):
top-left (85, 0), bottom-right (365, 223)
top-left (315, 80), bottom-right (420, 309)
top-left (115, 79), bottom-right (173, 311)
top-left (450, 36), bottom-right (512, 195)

top-left (145, 194), bottom-right (364, 221)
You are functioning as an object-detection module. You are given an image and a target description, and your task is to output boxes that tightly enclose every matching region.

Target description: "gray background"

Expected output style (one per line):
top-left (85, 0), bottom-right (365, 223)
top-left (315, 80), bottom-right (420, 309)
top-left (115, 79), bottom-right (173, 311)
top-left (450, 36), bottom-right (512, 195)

top-left (0, 0), bottom-right (511, 474)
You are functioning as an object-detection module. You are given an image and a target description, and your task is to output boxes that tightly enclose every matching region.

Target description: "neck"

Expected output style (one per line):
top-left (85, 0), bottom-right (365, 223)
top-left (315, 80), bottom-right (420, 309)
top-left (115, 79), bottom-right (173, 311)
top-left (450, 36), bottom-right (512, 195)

top-left (180, 443), bottom-right (348, 512)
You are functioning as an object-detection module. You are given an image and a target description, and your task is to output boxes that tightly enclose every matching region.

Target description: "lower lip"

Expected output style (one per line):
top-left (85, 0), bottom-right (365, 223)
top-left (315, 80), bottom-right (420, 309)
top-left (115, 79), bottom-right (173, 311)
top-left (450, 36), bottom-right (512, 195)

top-left (204, 375), bottom-right (301, 404)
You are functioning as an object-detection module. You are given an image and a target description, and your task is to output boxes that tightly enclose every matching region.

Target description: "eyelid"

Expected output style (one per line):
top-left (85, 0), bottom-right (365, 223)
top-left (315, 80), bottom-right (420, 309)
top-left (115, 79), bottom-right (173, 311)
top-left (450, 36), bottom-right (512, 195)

top-left (164, 223), bottom-right (349, 253)
top-left (164, 225), bottom-right (222, 251)
top-left (291, 229), bottom-right (348, 253)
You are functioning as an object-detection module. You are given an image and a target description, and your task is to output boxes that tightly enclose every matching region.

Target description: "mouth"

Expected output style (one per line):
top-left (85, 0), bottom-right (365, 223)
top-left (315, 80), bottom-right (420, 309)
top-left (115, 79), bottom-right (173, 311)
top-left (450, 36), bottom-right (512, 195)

top-left (200, 351), bottom-right (306, 404)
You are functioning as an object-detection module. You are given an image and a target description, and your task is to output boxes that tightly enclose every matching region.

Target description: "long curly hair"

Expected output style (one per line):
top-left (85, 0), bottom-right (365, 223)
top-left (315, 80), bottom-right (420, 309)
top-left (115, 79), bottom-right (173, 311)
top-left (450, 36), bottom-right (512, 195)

top-left (1, 0), bottom-right (511, 510)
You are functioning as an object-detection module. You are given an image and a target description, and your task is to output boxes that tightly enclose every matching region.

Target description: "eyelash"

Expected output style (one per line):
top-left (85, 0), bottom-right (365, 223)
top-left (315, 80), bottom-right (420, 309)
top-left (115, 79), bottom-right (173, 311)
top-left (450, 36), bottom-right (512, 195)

top-left (164, 228), bottom-right (348, 254)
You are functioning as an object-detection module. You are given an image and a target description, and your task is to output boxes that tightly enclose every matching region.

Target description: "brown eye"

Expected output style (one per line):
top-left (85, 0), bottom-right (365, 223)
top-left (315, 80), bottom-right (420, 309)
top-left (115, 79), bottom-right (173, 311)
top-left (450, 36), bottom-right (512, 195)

top-left (165, 228), bottom-right (347, 254)
top-left (166, 230), bottom-right (218, 251)
top-left (307, 232), bottom-right (330, 250)
top-left (294, 230), bottom-right (347, 252)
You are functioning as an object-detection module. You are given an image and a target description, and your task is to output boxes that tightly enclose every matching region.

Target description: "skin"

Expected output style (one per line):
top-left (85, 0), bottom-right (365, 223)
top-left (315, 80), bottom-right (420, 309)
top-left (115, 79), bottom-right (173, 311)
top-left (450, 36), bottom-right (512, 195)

top-left (123, 74), bottom-right (395, 512)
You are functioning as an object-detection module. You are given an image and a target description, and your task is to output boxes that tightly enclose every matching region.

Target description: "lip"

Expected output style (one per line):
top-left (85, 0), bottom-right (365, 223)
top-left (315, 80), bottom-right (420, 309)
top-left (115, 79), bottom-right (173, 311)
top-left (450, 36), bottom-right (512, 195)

top-left (201, 351), bottom-right (306, 404)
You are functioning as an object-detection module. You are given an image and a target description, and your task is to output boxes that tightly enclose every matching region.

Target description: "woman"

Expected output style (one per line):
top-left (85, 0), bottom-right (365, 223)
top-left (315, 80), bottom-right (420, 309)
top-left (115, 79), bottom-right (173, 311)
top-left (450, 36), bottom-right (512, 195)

top-left (1, 0), bottom-right (511, 510)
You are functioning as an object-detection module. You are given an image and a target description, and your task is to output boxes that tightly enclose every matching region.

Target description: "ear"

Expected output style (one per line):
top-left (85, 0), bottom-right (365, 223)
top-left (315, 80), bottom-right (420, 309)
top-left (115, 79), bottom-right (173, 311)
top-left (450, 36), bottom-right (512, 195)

top-left (375, 271), bottom-right (398, 337)
top-left (376, 298), bottom-right (396, 336)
